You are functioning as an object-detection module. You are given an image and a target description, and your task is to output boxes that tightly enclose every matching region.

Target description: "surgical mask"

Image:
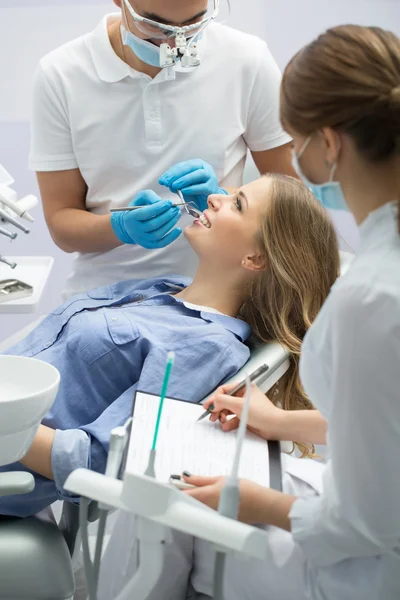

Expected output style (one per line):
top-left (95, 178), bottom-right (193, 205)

top-left (292, 136), bottom-right (349, 211)
top-left (121, 25), bottom-right (203, 69)
top-left (121, 26), bottom-right (163, 68)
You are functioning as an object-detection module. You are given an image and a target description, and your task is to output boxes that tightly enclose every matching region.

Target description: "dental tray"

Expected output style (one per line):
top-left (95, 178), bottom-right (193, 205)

top-left (0, 279), bottom-right (33, 303)
top-left (0, 256), bottom-right (53, 313)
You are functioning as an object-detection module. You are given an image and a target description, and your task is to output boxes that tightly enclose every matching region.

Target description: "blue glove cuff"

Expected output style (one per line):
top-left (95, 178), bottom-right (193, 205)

top-left (219, 188), bottom-right (229, 195)
top-left (110, 212), bottom-right (136, 245)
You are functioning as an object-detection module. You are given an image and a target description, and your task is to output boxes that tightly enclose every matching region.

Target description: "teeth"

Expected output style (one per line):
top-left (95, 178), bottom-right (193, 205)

top-left (199, 214), bottom-right (211, 228)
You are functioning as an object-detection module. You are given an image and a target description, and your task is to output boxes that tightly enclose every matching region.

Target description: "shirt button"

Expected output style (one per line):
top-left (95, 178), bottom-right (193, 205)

top-left (111, 317), bottom-right (119, 322)
top-left (44, 341), bottom-right (52, 348)
top-left (150, 112), bottom-right (157, 119)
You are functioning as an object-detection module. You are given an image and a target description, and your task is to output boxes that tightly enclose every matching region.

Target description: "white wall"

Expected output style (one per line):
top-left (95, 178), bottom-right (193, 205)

top-left (0, 0), bottom-right (399, 342)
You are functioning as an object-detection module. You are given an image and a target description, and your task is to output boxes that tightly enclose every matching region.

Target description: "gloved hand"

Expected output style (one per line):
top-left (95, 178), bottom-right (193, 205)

top-left (159, 159), bottom-right (228, 212)
top-left (111, 190), bottom-right (182, 249)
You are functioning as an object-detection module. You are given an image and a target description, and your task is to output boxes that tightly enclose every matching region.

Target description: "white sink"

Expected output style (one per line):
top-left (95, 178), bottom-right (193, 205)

top-left (0, 355), bottom-right (60, 466)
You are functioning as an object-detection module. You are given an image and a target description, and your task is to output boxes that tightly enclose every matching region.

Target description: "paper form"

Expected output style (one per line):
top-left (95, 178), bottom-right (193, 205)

top-left (125, 392), bottom-right (270, 487)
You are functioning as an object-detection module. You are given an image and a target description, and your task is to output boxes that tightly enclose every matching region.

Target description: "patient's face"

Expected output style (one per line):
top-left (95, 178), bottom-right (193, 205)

top-left (185, 177), bottom-right (269, 269)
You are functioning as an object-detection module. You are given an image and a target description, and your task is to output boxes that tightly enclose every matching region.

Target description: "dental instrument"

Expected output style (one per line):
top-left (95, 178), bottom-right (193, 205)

top-left (0, 186), bottom-right (35, 223)
top-left (0, 255), bottom-right (17, 269)
top-left (0, 226), bottom-right (17, 240)
top-left (175, 190), bottom-right (203, 218)
top-left (145, 351), bottom-right (175, 478)
top-left (0, 165), bottom-right (36, 222)
top-left (82, 417), bottom-right (133, 600)
top-left (213, 376), bottom-right (252, 600)
top-left (197, 363), bottom-right (270, 422)
top-left (0, 207), bottom-right (30, 234)
top-left (110, 199), bottom-right (202, 219)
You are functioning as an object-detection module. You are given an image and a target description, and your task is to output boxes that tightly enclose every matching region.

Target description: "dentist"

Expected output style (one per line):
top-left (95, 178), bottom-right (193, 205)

top-left (29, 0), bottom-right (294, 299)
top-left (185, 24), bottom-right (400, 600)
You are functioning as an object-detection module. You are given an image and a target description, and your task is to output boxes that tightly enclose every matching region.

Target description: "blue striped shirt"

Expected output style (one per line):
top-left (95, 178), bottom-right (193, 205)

top-left (0, 276), bottom-right (250, 517)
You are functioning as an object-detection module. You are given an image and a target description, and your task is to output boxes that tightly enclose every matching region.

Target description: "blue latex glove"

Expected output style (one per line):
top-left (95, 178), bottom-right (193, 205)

top-left (111, 190), bottom-right (182, 249)
top-left (159, 159), bottom-right (228, 212)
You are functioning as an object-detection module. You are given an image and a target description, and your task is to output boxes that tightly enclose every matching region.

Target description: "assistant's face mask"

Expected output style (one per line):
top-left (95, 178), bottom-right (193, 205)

top-left (292, 135), bottom-right (349, 211)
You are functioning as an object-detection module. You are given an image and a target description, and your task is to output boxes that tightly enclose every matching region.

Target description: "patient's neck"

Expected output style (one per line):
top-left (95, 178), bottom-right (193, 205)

top-left (175, 265), bottom-right (247, 317)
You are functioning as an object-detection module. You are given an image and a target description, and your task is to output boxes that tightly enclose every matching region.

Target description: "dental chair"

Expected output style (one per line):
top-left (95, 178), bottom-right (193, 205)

top-left (0, 337), bottom-right (290, 600)
top-left (0, 251), bottom-right (353, 600)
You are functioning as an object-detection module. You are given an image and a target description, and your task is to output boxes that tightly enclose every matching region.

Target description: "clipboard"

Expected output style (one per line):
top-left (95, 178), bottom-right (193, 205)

top-left (121, 391), bottom-right (282, 492)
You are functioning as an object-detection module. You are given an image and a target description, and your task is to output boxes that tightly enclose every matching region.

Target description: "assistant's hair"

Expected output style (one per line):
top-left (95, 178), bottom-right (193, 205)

top-left (280, 24), bottom-right (400, 231)
top-left (240, 174), bottom-right (340, 456)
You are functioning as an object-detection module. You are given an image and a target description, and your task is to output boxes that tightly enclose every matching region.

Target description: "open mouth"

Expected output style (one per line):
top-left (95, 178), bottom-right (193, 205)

top-left (199, 212), bottom-right (211, 228)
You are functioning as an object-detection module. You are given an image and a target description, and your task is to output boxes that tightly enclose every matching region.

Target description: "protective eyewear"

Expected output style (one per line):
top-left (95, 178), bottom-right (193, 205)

top-left (123, 0), bottom-right (220, 41)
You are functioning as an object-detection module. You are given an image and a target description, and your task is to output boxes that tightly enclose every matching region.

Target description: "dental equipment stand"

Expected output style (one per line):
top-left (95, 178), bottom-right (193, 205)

top-left (0, 164), bottom-right (55, 314)
top-left (65, 341), bottom-right (290, 600)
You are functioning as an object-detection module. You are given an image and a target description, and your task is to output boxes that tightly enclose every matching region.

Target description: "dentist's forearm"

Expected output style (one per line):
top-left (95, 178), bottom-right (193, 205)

top-left (19, 425), bottom-right (56, 480)
top-left (279, 409), bottom-right (327, 445)
top-left (48, 209), bottom-right (123, 254)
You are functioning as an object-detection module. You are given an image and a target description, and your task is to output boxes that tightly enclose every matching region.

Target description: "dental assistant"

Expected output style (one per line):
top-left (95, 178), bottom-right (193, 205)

top-left (185, 25), bottom-right (400, 600)
top-left (30, 0), bottom-right (294, 299)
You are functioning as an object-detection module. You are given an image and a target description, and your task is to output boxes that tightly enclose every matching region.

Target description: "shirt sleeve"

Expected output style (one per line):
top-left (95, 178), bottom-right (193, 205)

top-left (51, 335), bottom-right (247, 501)
top-left (29, 62), bottom-right (78, 172)
top-left (243, 41), bottom-right (292, 152)
top-left (290, 283), bottom-right (400, 567)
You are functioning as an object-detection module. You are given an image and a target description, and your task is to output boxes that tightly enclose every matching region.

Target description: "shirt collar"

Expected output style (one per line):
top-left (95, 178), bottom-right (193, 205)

top-left (88, 14), bottom-right (131, 83)
top-left (358, 201), bottom-right (398, 253)
top-left (162, 282), bottom-right (251, 343)
top-left (88, 13), bottom-right (204, 84)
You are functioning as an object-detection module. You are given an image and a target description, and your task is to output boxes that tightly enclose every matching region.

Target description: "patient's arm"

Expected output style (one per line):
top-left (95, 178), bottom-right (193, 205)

top-left (206, 383), bottom-right (327, 445)
top-left (19, 425), bottom-right (55, 480)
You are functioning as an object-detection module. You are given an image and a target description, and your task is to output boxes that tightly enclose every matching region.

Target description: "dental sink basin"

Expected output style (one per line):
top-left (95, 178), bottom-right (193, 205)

top-left (0, 355), bottom-right (60, 466)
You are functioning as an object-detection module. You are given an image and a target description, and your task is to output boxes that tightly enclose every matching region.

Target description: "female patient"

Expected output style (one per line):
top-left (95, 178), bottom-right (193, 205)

top-left (0, 174), bottom-right (338, 518)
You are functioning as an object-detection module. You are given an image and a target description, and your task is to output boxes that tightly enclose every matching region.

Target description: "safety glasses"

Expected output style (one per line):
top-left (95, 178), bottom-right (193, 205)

top-left (123, 0), bottom-right (220, 40)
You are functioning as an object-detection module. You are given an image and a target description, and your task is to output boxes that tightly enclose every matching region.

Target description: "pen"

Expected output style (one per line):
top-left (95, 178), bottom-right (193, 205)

top-left (196, 363), bottom-right (270, 422)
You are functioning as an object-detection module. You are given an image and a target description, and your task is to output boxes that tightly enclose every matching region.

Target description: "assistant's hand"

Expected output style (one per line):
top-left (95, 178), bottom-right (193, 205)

top-left (111, 190), bottom-right (182, 249)
top-left (159, 159), bottom-right (228, 212)
top-left (204, 382), bottom-right (285, 440)
top-left (183, 474), bottom-right (264, 524)
top-left (183, 474), bottom-right (295, 530)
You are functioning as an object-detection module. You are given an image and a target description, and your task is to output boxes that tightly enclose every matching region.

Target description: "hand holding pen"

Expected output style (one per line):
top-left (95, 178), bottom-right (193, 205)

top-left (201, 381), bottom-right (285, 441)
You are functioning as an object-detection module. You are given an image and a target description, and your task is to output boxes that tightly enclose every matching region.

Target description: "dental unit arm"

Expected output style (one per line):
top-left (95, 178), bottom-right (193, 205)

top-left (65, 341), bottom-right (290, 600)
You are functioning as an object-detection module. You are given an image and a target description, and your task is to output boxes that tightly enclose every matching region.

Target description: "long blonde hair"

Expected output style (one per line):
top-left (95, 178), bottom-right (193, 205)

top-left (240, 174), bottom-right (340, 455)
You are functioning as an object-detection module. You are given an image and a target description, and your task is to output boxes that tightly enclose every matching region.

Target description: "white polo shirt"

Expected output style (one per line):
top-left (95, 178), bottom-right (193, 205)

top-left (29, 14), bottom-right (291, 297)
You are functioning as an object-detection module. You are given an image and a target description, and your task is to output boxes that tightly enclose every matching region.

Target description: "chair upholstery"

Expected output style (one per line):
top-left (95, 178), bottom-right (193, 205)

top-left (0, 515), bottom-right (74, 599)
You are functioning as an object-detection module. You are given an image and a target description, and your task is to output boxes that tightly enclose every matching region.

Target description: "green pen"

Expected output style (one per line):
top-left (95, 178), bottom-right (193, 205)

top-left (144, 351), bottom-right (175, 478)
